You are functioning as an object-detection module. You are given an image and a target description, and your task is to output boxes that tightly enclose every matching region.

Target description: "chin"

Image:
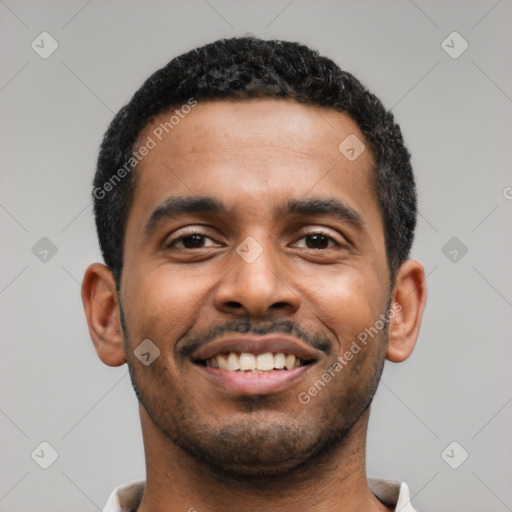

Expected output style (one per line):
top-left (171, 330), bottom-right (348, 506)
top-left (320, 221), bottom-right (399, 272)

top-left (165, 408), bottom-right (359, 486)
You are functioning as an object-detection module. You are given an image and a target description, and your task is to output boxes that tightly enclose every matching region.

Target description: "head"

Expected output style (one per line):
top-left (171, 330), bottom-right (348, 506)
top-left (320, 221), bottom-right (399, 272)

top-left (82, 37), bottom-right (426, 481)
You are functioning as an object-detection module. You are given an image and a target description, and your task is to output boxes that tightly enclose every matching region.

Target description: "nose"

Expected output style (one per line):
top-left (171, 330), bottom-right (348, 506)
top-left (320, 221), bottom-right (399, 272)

top-left (213, 237), bottom-right (301, 320)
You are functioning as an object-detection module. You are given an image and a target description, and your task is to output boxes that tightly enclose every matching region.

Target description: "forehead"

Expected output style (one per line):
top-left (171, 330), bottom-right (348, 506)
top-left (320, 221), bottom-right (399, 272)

top-left (134, 99), bottom-right (375, 204)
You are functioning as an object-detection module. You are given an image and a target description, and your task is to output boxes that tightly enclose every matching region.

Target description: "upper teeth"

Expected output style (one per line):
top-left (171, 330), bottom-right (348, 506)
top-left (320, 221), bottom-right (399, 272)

top-left (205, 352), bottom-right (302, 371)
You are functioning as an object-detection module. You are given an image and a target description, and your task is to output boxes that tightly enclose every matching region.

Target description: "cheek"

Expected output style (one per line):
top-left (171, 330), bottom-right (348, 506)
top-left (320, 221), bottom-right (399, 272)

top-left (122, 264), bottom-right (213, 345)
top-left (299, 264), bottom-right (388, 352)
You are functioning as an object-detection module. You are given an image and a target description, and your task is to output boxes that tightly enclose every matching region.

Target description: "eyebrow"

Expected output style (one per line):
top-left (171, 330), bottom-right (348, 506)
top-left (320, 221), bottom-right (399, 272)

top-left (280, 197), bottom-right (364, 228)
top-left (144, 195), bottom-right (364, 238)
top-left (144, 196), bottom-right (227, 237)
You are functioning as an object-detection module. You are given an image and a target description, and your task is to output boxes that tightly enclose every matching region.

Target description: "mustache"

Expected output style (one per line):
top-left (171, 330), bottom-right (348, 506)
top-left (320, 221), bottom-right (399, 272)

top-left (178, 318), bottom-right (331, 359)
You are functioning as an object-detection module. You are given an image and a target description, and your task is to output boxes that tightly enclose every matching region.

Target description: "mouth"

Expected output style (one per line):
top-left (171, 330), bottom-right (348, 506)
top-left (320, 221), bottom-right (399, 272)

top-left (190, 334), bottom-right (321, 395)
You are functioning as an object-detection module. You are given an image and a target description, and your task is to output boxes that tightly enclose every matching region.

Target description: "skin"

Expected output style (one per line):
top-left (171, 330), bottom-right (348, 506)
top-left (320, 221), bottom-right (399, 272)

top-left (82, 99), bottom-right (427, 512)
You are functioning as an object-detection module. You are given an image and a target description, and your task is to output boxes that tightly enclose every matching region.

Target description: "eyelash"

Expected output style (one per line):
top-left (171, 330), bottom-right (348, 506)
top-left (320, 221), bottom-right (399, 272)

top-left (166, 231), bottom-right (218, 249)
top-left (166, 229), bottom-right (345, 250)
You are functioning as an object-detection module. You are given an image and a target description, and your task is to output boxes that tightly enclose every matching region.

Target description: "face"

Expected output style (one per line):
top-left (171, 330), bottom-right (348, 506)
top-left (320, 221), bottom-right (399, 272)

top-left (119, 99), bottom-right (392, 478)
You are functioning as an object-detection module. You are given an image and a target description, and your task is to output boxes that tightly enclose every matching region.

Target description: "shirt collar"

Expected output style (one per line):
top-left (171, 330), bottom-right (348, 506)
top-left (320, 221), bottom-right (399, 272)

top-left (103, 478), bottom-right (417, 512)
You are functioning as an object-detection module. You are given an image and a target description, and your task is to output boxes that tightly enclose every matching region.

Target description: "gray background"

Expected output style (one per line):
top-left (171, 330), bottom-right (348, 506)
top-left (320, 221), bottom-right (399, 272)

top-left (1, 0), bottom-right (511, 510)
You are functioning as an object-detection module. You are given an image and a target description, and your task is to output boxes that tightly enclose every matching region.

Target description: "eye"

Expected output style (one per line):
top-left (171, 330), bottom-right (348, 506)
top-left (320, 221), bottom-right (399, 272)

top-left (291, 232), bottom-right (342, 250)
top-left (166, 232), bottom-right (221, 249)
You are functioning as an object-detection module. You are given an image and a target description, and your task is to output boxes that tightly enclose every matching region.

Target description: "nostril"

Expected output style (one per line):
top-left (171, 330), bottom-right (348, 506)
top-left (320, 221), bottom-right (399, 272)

top-left (226, 302), bottom-right (242, 308)
top-left (271, 302), bottom-right (288, 309)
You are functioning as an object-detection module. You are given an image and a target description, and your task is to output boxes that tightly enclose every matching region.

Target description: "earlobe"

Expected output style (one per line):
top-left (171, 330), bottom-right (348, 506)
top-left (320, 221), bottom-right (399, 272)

top-left (386, 259), bottom-right (427, 363)
top-left (81, 263), bottom-right (126, 367)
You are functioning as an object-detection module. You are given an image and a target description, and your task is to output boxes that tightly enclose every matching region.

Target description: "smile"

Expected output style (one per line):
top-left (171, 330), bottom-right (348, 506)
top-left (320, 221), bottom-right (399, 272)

top-left (190, 334), bottom-right (321, 395)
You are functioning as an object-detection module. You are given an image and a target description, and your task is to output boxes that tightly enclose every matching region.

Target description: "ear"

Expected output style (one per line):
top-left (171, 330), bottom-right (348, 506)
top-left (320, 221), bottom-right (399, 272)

top-left (81, 263), bottom-right (126, 366)
top-left (386, 259), bottom-right (427, 363)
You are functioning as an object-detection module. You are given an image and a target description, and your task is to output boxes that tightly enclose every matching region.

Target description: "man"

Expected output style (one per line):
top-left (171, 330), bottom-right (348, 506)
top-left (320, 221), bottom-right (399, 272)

top-left (82, 37), bottom-right (427, 512)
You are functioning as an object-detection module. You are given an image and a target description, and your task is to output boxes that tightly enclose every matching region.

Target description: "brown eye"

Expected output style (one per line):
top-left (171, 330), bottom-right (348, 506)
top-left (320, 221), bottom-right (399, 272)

top-left (305, 234), bottom-right (331, 249)
top-left (293, 233), bottom-right (341, 250)
top-left (167, 233), bottom-right (219, 249)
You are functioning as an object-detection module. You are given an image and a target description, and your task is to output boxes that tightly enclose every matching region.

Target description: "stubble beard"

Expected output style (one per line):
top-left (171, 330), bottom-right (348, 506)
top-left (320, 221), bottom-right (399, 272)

top-left (120, 301), bottom-right (388, 486)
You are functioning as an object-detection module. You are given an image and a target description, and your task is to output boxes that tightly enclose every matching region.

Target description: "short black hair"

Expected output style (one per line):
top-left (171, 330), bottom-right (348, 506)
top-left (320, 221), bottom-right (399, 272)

top-left (93, 36), bottom-right (416, 286)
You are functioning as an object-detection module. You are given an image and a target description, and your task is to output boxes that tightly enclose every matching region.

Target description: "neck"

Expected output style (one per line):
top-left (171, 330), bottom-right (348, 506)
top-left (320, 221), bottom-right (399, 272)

top-left (136, 405), bottom-right (391, 512)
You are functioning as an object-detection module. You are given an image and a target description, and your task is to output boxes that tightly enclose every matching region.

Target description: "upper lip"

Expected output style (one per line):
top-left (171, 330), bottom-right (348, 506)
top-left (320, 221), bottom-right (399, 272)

top-left (191, 333), bottom-right (322, 362)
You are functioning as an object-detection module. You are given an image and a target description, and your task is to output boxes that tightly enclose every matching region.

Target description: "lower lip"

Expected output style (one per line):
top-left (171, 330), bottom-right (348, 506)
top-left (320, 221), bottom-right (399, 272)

top-left (197, 364), bottom-right (312, 395)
